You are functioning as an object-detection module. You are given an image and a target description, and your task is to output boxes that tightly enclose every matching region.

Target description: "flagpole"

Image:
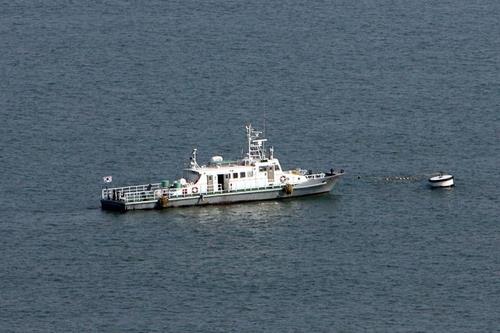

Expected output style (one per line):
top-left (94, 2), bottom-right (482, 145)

top-left (103, 176), bottom-right (112, 199)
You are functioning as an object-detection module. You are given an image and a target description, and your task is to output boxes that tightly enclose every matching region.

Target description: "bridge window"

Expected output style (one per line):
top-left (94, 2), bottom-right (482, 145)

top-left (183, 170), bottom-right (201, 183)
top-left (240, 172), bottom-right (246, 178)
top-left (233, 172), bottom-right (238, 178)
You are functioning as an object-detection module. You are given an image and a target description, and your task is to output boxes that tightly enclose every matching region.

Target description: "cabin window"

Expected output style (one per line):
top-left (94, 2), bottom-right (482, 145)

top-left (275, 165), bottom-right (280, 171)
top-left (259, 166), bottom-right (267, 172)
top-left (233, 172), bottom-right (238, 178)
top-left (247, 171), bottom-right (253, 177)
top-left (240, 172), bottom-right (245, 178)
top-left (225, 174), bottom-right (230, 179)
top-left (183, 170), bottom-right (201, 183)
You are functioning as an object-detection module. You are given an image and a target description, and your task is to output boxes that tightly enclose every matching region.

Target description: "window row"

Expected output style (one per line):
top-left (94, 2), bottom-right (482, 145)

top-left (231, 171), bottom-right (253, 179)
top-left (259, 164), bottom-right (280, 172)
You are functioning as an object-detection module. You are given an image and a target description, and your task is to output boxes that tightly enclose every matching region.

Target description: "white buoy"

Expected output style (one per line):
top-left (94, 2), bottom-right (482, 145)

top-left (428, 174), bottom-right (454, 188)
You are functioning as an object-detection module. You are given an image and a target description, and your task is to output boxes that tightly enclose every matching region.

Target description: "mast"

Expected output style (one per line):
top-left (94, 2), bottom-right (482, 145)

top-left (189, 148), bottom-right (199, 168)
top-left (245, 124), bottom-right (268, 161)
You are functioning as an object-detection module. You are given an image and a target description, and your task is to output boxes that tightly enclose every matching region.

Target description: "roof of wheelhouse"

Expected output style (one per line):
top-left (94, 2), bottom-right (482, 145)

top-left (186, 124), bottom-right (278, 172)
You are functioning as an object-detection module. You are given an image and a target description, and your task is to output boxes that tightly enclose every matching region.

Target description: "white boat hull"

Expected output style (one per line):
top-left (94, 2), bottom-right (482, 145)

top-left (101, 174), bottom-right (342, 211)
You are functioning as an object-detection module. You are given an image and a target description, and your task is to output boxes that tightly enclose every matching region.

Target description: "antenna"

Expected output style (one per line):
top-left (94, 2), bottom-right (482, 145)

top-left (263, 100), bottom-right (266, 138)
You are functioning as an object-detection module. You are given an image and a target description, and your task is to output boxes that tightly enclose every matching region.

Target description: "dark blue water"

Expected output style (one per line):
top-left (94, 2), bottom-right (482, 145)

top-left (1, 1), bottom-right (499, 331)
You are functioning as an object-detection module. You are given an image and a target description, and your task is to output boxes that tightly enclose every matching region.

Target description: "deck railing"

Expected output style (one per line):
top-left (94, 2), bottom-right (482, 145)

top-left (304, 173), bottom-right (325, 179)
top-left (102, 183), bottom-right (161, 202)
top-left (102, 173), bottom-right (330, 205)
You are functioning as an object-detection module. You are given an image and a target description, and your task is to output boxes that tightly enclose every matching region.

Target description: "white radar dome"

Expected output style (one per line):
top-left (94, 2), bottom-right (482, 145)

top-left (211, 156), bottom-right (223, 163)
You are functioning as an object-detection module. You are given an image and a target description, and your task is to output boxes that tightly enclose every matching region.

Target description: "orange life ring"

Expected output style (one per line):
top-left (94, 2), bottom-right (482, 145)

top-left (280, 175), bottom-right (286, 183)
top-left (192, 187), bottom-right (199, 194)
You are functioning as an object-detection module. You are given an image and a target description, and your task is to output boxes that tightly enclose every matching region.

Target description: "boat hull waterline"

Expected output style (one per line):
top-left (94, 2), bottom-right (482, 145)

top-left (101, 174), bottom-right (342, 211)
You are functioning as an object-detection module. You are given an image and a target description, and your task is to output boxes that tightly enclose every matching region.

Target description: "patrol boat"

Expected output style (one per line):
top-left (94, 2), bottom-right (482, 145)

top-left (101, 125), bottom-right (344, 211)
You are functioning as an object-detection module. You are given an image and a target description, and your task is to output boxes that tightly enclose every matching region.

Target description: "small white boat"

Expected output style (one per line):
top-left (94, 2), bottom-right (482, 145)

top-left (428, 174), bottom-right (454, 188)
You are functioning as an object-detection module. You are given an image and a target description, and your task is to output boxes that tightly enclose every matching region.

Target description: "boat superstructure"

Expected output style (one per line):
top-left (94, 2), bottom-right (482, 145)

top-left (101, 124), bottom-right (344, 211)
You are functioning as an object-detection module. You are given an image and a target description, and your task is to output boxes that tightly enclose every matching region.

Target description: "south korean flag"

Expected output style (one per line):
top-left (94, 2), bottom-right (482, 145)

top-left (103, 176), bottom-right (113, 183)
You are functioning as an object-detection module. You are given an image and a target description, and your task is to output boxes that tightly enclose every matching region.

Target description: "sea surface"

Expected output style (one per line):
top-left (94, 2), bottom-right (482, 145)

top-left (1, 1), bottom-right (499, 332)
